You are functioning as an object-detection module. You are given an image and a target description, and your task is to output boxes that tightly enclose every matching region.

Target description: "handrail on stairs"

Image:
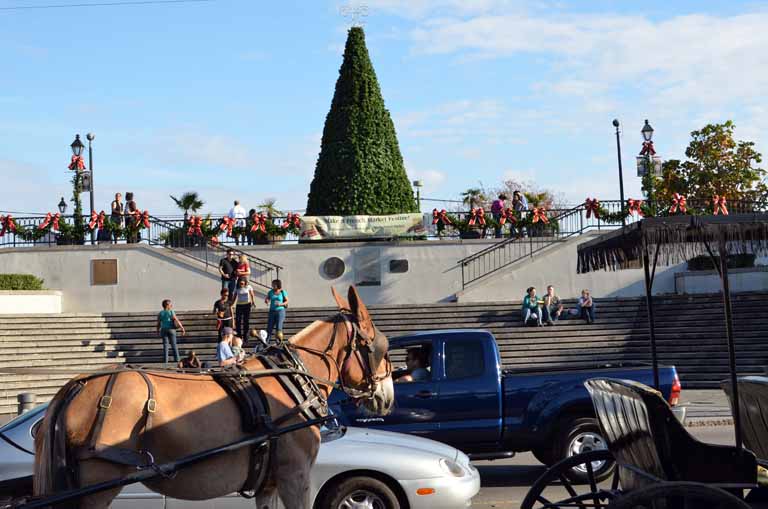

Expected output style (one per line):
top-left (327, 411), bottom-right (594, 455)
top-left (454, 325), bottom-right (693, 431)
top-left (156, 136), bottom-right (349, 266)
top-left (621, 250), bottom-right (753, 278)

top-left (148, 215), bottom-right (282, 291)
top-left (456, 202), bottom-right (627, 290)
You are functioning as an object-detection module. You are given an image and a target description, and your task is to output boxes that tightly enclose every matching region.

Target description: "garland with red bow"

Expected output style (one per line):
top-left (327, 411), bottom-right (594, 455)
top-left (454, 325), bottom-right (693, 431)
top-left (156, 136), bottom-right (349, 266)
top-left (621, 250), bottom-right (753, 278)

top-left (219, 216), bottom-right (235, 237)
top-left (250, 213), bottom-right (267, 234)
top-left (531, 207), bottom-right (549, 224)
top-left (584, 198), bottom-right (600, 219)
top-left (467, 207), bottom-right (486, 227)
top-left (38, 213), bottom-right (61, 232)
top-left (0, 215), bottom-right (17, 237)
top-left (627, 198), bottom-right (644, 217)
top-left (712, 195), bottom-right (729, 215)
top-left (129, 210), bottom-right (150, 229)
top-left (68, 155), bottom-right (86, 171)
top-left (87, 211), bottom-right (106, 231)
top-left (187, 215), bottom-right (204, 236)
top-left (499, 207), bottom-right (517, 225)
top-left (669, 193), bottom-right (687, 214)
top-left (282, 213), bottom-right (301, 232)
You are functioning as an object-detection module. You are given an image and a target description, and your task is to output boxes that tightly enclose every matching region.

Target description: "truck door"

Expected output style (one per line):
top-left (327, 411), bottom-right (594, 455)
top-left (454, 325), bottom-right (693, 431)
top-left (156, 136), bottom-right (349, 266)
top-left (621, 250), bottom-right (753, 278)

top-left (336, 338), bottom-right (440, 438)
top-left (433, 333), bottom-right (503, 449)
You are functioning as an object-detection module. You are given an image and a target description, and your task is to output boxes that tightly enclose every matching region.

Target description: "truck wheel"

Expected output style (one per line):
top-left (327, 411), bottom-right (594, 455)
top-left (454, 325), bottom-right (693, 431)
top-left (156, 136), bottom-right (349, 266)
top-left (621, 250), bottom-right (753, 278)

top-left (557, 417), bottom-right (614, 484)
top-left (321, 476), bottom-right (401, 509)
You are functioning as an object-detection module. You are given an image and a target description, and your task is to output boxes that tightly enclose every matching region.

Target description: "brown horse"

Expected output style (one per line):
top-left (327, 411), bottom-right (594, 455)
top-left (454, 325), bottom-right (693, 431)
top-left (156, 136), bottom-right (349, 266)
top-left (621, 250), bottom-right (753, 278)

top-left (33, 286), bottom-right (394, 509)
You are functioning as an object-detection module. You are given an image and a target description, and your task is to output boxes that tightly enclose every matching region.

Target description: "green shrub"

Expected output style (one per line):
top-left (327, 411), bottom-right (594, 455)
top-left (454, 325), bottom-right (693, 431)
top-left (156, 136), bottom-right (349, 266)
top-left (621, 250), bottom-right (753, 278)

top-left (0, 274), bottom-right (45, 290)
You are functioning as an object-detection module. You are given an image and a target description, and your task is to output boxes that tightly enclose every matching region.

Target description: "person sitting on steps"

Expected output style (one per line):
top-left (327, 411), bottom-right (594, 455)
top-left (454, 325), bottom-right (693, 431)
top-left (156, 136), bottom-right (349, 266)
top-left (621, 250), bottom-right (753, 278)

top-left (522, 286), bottom-right (543, 327)
top-left (579, 289), bottom-right (596, 324)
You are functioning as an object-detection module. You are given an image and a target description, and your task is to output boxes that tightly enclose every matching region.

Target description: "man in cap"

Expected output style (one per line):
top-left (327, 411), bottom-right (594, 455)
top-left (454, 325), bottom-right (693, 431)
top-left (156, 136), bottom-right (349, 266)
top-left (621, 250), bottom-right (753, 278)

top-left (217, 327), bottom-right (239, 367)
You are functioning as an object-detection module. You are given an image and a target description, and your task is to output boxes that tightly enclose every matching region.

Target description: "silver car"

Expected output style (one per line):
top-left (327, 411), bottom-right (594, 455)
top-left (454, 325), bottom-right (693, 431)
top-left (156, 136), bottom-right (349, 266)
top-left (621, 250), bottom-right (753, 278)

top-left (0, 406), bottom-right (479, 509)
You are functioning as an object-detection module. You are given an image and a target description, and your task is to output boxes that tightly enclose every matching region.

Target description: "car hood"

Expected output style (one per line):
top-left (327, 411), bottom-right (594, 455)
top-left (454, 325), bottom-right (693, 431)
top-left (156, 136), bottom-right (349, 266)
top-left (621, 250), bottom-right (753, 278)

top-left (329, 427), bottom-right (460, 462)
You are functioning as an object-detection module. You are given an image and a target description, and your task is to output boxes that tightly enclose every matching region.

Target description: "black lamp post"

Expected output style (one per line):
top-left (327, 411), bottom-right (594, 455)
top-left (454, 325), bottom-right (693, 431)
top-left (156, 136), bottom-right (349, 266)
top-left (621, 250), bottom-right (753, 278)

top-left (636, 119), bottom-right (660, 213)
top-left (412, 180), bottom-right (423, 211)
top-left (58, 197), bottom-right (67, 214)
top-left (612, 119), bottom-right (626, 226)
top-left (70, 135), bottom-right (84, 158)
top-left (86, 133), bottom-right (95, 244)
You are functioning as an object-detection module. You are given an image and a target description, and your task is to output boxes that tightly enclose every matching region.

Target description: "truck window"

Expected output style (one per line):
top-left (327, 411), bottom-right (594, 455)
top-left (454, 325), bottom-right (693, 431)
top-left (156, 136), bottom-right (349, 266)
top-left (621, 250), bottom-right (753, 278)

top-left (390, 343), bottom-right (432, 383)
top-left (444, 340), bottom-right (484, 379)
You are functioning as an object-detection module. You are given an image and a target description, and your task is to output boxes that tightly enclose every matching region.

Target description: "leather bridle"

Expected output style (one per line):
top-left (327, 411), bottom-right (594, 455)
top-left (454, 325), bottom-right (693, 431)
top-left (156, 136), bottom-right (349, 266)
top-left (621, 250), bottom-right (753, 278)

top-left (290, 313), bottom-right (392, 402)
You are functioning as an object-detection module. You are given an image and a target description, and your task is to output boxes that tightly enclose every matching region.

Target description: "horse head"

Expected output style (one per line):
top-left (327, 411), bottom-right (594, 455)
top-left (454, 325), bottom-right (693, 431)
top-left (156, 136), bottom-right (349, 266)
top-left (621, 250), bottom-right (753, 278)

top-left (332, 286), bottom-right (394, 415)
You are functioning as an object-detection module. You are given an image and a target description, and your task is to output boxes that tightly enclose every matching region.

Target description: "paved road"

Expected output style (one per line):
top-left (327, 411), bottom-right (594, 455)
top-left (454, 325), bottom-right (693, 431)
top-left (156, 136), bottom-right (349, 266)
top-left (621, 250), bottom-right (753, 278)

top-left (470, 425), bottom-right (736, 508)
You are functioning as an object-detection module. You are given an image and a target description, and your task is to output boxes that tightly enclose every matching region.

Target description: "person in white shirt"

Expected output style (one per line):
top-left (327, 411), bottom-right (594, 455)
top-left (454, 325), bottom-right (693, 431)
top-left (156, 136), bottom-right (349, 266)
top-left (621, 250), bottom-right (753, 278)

top-left (228, 200), bottom-right (247, 245)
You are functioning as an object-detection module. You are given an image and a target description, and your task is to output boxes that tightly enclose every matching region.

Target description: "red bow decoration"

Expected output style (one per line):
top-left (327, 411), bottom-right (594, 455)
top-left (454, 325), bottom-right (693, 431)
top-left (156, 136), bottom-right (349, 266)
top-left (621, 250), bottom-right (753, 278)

top-left (639, 141), bottom-right (656, 156)
top-left (499, 207), bottom-right (516, 225)
top-left (88, 210), bottom-right (106, 230)
top-left (712, 195), bottom-right (728, 215)
top-left (282, 213), bottom-right (301, 229)
top-left (532, 207), bottom-right (549, 224)
top-left (585, 198), bottom-right (600, 219)
top-left (220, 217), bottom-right (235, 236)
top-left (250, 213), bottom-right (267, 233)
top-left (131, 210), bottom-right (150, 229)
top-left (431, 209), bottom-right (452, 225)
top-left (187, 215), bottom-right (203, 236)
top-left (209, 236), bottom-right (220, 247)
top-left (627, 198), bottom-right (644, 217)
top-left (0, 215), bottom-right (17, 237)
top-left (38, 212), bottom-right (61, 232)
top-left (467, 208), bottom-right (486, 226)
top-left (68, 155), bottom-right (86, 171)
top-left (669, 193), bottom-right (687, 214)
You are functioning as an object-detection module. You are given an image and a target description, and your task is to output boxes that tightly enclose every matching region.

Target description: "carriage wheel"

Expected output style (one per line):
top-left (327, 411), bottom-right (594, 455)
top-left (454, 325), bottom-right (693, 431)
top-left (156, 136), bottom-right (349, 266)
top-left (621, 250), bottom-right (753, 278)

top-left (606, 481), bottom-right (750, 509)
top-left (521, 450), bottom-right (620, 509)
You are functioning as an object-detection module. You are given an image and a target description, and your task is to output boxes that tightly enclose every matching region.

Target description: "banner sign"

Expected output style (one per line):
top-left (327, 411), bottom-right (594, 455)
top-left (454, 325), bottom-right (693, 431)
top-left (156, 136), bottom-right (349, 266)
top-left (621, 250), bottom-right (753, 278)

top-left (300, 213), bottom-right (425, 240)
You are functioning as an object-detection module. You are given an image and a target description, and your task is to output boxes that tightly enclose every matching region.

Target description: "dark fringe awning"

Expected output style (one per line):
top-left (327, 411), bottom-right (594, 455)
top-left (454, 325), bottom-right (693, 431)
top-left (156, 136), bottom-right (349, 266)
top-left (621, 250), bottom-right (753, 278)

top-left (577, 214), bottom-right (768, 273)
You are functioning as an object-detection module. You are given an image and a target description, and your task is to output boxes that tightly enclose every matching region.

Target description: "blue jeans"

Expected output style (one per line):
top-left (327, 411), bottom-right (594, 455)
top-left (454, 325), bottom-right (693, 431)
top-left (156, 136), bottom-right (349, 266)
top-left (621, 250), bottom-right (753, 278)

top-left (580, 306), bottom-right (596, 323)
top-left (267, 308), bottom-right (286, 340)
top-left (522, 307), bottom-right (541, 326)
top-left (543, 306), bottom-right (562, 323)
top-left (160, 328), bottom-right (180, 364)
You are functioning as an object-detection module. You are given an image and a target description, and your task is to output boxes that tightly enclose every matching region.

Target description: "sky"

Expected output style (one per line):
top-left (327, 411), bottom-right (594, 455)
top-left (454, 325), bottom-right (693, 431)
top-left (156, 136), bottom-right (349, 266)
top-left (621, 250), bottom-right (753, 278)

top-left (1, 0), bottom-right (767, 216)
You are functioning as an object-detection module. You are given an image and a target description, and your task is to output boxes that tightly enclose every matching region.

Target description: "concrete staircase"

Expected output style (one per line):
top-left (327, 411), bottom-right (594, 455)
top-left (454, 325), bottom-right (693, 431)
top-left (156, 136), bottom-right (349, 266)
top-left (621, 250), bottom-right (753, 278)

top-left (2, 292), bottom-right (767, 416)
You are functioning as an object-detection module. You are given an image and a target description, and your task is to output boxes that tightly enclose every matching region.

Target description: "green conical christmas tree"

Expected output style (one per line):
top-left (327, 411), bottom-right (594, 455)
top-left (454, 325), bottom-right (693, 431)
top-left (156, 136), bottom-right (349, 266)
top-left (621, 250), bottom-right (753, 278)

top-left (306, 27), bottom-right (417, 215)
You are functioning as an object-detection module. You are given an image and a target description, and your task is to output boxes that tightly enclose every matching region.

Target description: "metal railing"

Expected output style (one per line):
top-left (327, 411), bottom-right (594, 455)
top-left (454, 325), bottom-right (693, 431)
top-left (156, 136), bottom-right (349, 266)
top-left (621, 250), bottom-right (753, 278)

top-left (457, 199), bottom-right (768, 289)
top-left (146, 216), bottom-right (281, 290)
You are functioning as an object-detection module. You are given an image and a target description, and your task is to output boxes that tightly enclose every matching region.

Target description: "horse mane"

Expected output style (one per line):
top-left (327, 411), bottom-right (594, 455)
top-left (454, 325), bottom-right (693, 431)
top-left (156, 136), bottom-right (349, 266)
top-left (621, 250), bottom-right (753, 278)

top-left (288, 314), bottom-right (342, 347)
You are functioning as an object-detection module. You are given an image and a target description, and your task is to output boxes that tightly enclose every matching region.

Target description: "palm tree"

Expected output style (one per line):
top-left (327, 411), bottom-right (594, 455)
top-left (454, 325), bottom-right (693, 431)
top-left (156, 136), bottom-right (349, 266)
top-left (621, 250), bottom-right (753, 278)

top-left (170, 192), bottom-right (205, 220)
top-left (461, 188), bottom-right (486, 210)
top-left (258, 197), bottom-right (283, 219)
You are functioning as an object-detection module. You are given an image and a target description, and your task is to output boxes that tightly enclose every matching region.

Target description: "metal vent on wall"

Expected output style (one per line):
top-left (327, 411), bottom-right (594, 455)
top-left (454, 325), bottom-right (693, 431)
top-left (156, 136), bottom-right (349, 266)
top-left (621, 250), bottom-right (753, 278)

top-left (389, 259), bottom-right (409, 273)
top-left (323, 257), bottom-right (346, 279)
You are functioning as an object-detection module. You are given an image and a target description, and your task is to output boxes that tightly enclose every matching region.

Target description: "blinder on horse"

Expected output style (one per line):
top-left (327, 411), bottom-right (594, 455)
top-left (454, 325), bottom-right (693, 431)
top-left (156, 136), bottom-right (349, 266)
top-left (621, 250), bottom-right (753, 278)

top-left (337, 313), bottom-right (392, 401)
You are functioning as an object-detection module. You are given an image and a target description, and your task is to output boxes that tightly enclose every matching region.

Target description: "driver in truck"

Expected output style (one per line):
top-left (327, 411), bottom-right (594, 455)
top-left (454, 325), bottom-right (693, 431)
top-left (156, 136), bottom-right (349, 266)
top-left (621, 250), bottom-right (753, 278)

top-left (396, 348), bottom-right (430, 383)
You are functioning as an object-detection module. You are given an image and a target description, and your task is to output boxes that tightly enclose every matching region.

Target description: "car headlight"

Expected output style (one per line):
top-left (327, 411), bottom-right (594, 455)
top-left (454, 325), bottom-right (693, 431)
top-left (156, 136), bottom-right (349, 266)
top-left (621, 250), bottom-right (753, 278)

top-left (439, 458), bottom-right (466, 477)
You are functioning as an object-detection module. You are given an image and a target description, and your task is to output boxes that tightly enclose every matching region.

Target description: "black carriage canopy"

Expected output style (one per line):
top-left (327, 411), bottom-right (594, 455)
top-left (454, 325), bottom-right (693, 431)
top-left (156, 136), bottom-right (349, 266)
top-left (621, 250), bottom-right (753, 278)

top-left (576, 213), bottom-right (768, 451)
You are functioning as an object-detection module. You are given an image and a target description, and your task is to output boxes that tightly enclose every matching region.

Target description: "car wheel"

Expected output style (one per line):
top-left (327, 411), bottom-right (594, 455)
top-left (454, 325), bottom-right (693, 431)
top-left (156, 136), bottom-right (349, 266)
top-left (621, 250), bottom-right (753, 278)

top-left (322, 476), bottom-right (401, 509)
top-left (557, 417), bottom-right (614, 484)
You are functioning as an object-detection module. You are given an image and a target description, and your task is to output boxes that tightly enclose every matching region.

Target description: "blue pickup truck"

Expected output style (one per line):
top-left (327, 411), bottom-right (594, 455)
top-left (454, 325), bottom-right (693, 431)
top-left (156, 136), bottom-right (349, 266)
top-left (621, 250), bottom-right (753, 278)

top-left (332, 329), bottom-right (682, 482)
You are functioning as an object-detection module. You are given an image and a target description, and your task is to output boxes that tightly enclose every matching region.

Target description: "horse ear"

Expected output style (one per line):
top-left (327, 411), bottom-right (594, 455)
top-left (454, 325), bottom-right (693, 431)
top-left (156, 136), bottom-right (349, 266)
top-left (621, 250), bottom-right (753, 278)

top-left (348, 285), bottom-right (374, 338)
top-left (331, 287), bottom-right (351, 313)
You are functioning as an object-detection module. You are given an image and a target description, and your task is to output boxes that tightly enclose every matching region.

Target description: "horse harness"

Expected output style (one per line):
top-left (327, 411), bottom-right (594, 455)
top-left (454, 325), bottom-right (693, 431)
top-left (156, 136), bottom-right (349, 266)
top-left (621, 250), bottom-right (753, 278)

top-left (47, 312), bottom-right (386, 499)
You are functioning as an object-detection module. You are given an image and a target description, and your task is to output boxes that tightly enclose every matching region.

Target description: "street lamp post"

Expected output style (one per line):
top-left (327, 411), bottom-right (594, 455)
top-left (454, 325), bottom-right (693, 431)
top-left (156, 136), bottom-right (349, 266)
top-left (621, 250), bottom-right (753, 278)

top-left (612, 119), bottom-right (626, 226)
top-left (87, 133), bottom-right (95, 244)
top-left (636, 119), bottom-right (661, 214)
top-left (58, 197), bottom-right (67, 214)
top-left (412, 180), bottom-right (423, 211)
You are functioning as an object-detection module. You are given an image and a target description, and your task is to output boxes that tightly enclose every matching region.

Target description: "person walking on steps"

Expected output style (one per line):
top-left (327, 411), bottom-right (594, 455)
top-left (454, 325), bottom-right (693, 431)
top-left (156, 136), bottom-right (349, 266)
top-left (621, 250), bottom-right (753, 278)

top-left (265, 279), bottom-right (288, 341)
top-left (234, 277), bottom-right (256, 342)
top-left (157, 299), bottom-right (185, 364)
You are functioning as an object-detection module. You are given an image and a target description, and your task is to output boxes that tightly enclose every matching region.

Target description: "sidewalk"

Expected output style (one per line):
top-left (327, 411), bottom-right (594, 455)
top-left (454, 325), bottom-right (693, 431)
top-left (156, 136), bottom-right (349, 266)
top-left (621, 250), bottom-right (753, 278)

top-left (680, 389), bottom-right (734, 427)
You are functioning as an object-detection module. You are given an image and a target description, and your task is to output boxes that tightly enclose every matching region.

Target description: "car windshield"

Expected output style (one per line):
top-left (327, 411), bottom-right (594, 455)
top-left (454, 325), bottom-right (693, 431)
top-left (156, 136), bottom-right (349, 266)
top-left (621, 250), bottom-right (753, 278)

top-left (0, 405), bottom-right (47, 433)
